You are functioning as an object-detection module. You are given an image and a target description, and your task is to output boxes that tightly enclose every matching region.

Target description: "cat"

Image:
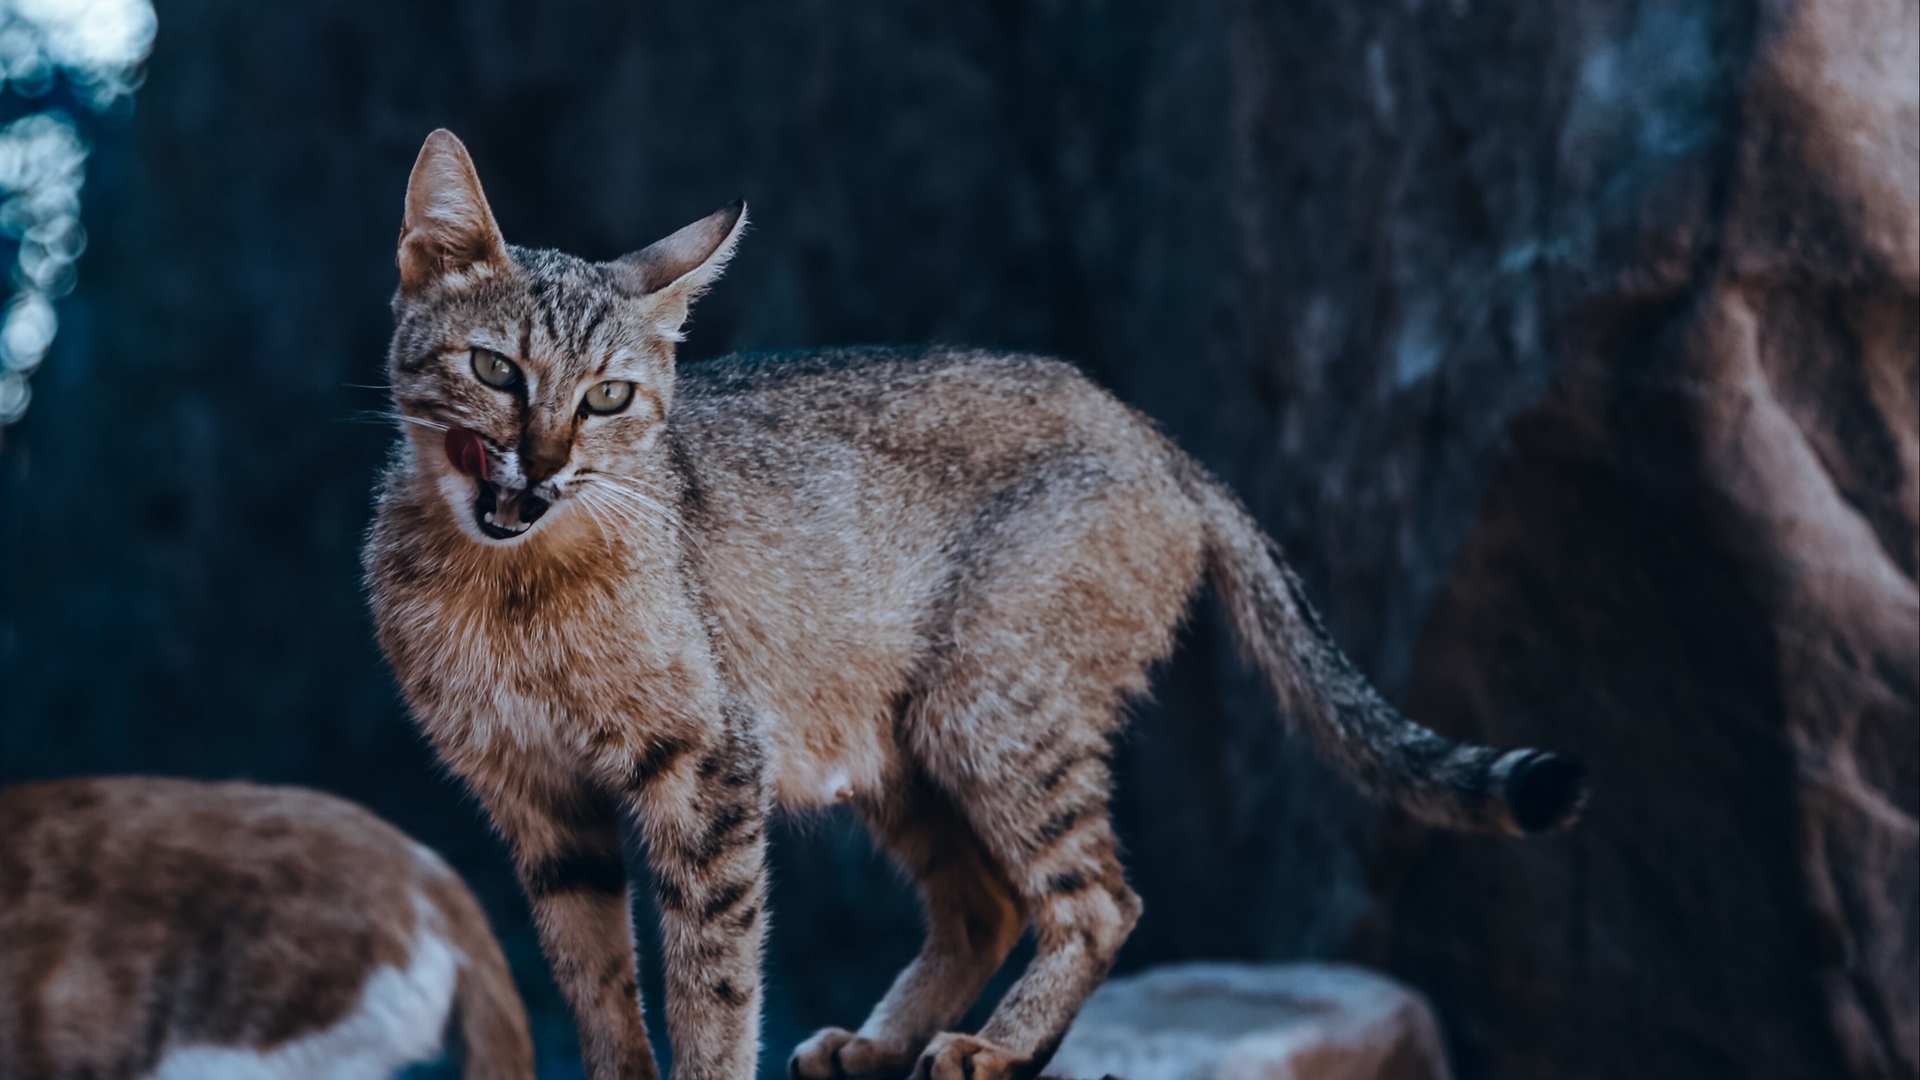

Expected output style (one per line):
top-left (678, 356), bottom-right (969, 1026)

top-left (0, 776), bottom-right (531, 1080)
top-left (364, 129), bottom-right (1587, 1080)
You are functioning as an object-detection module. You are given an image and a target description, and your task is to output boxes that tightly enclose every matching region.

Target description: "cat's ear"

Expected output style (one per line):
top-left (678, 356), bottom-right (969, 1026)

top-left (397, 129), bottom-right (510, 297)
top-left (614, 201), bottom-right (747, 330)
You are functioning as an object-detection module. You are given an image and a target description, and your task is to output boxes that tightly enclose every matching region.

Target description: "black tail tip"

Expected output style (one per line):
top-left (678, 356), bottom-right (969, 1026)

top-left (1502, 751), bottom-right (1587, 834)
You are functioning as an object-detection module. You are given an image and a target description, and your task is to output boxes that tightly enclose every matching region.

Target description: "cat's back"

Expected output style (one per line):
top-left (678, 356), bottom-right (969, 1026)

top-left (0, 776), bottom-right (529, 1080)
top-left (672, 345), bottom-right (1161, 498)
top-left (673, 344), bottom-right (1082, 412)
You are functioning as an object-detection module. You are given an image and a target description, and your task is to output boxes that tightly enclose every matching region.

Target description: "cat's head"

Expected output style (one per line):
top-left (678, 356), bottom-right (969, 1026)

top-left (385, 129), bottom-right (743, 546)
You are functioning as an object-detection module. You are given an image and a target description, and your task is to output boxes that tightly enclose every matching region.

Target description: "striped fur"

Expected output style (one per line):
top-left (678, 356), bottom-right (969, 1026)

top-left (365, 130), bottom-right (1585, 1080)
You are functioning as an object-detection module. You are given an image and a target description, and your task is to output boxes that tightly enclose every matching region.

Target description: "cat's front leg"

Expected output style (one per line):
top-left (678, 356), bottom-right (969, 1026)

top-left (626, 726), bottom-right (770, 1080)
top-left (474, 777), bottom-right (659, 1080)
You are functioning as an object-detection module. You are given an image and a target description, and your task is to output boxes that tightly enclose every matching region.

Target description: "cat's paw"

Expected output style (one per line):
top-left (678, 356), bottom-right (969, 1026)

top-left (910, 1033), bottom-right (1034, 1080)
top-left (791, 1027), bottom-right (918, 1080)
top-left (791, 1028), bottom-right (858, 1080)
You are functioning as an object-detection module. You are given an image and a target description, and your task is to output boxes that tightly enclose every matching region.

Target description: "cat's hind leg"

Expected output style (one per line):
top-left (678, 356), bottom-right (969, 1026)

top-left (790, 781), bottom-right (1025, 1080)
top-left (915, 765), bottom-right (1139, 1080)
top-left (895, 516), bottom-right (1180, 1080)
top-left (879, 468), bottom-right (1193, 1080)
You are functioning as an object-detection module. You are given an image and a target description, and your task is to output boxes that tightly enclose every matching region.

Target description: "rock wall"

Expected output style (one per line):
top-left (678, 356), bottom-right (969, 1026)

top-left (1368, 2), bottom-right (1918, 1076)
top-left (0, 1), bottom-right (1910, 1077)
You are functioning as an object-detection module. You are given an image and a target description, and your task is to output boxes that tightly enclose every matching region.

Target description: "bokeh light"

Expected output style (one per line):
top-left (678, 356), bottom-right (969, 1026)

top-left (0, 0), bottom-right (155, 426)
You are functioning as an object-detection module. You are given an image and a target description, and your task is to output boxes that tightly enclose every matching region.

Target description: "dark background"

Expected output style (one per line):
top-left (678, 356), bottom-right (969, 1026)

top-left (1, 2), bottom-right (1914, 1078)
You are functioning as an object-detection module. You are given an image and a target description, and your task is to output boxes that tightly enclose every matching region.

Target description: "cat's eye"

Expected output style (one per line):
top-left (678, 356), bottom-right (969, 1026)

top-left (583, 380), bottom-right (634, 415)
top-left (470, 348), bottom-right (520, 389)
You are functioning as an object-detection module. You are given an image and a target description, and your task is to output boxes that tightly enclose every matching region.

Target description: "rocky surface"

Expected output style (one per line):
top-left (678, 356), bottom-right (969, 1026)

top-left (1367, 2), bottom-right (1919, 1076)
top-left (0, 1), bottom-right (1910, 1077)
top-left (1045, 963), bottom-right (1450, 1080)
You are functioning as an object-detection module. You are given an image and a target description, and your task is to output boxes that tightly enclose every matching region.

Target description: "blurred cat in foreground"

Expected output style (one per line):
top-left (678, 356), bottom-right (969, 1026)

top-left (0, 776), bottom-right (530, 1080)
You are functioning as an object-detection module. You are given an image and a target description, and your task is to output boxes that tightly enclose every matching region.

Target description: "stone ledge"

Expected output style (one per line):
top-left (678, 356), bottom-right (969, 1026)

top-left (1045, 963), bottom-right (1451, 1080)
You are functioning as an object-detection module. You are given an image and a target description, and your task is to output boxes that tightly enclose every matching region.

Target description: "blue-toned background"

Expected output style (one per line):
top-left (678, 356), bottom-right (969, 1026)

top-left (1, 2), bottom-right (1913, 1078)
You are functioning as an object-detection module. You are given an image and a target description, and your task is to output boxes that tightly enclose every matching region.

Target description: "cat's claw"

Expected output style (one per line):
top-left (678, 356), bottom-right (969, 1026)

top-left (911, 1033), bottom-right (1034, 1080)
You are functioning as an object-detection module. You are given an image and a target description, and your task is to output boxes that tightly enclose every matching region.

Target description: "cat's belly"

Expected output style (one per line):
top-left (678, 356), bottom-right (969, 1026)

top-left (744, 659), bottom-right (906, 812)
top-left (721, 617), bottom-right (919, 812)
top-left (701, 539), bottom-right (933, 812)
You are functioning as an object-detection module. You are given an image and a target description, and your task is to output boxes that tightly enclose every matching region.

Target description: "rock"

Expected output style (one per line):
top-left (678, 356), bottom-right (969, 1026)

top-left (1363, 2), bottom-right (1919, 1077)
top-left (1045, 964), bottom-right (1451, 1080)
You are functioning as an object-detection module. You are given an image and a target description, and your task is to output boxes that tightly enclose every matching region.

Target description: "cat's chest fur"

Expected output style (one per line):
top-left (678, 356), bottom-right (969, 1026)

top-left (368, 428), bottom-right (947, 813)
top-left (368, 498), bottom-right (721, 781)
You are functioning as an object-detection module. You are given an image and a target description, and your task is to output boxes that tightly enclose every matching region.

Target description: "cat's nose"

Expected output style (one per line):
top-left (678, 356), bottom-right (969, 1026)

top-left (521, 437), bottom-right (571, 485)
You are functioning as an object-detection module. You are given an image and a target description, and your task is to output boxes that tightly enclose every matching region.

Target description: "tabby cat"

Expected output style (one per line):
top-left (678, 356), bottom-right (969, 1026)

top-left (0, 776), bottom-right (530, 1079)
top-left (364, 130), bottom-right (1585, 1080)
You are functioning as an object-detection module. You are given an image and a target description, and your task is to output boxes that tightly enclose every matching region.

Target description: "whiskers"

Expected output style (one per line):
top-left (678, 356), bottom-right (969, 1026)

top-left (573, 473), bottom-right (706, 561)
top-left (569, 487), bottom-right (617, 550)
top-left (343, 408), bottom-right (451, 434)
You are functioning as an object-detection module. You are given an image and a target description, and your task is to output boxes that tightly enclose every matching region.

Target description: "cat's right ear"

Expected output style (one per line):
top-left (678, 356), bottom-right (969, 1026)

top-left (396, 130), bottom-right (510, 298)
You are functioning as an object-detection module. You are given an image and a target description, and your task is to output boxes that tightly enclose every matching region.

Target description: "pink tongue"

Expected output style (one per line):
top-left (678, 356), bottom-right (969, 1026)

top-left (444, 428), bottom-right (489, 479)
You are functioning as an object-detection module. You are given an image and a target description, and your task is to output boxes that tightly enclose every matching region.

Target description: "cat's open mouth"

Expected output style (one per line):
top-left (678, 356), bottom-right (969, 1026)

top-left (473, 480), bottom-right (550, 541)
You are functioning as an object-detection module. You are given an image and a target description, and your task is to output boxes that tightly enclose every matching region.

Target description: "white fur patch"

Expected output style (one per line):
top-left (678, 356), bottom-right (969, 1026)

top-left (821, 768), bottom-right (854, 804)
top-left (144, 897), bottom-right (460, 1080)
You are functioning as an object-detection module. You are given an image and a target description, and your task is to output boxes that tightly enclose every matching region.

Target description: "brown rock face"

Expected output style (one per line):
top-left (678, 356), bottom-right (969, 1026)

top-left (1367, 2), bottom-right (1918, 1077)
top-left (1108, 1), bottom-right (1915, 1078)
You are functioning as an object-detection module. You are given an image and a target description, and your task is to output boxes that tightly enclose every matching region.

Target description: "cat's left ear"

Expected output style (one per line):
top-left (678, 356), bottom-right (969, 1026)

top-left (614, 201), bottom-right (747, 333)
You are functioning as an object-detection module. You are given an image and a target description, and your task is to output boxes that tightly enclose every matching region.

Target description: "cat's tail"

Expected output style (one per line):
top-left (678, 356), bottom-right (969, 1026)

top-left (1187, 465), bottom-right (1587, 834)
